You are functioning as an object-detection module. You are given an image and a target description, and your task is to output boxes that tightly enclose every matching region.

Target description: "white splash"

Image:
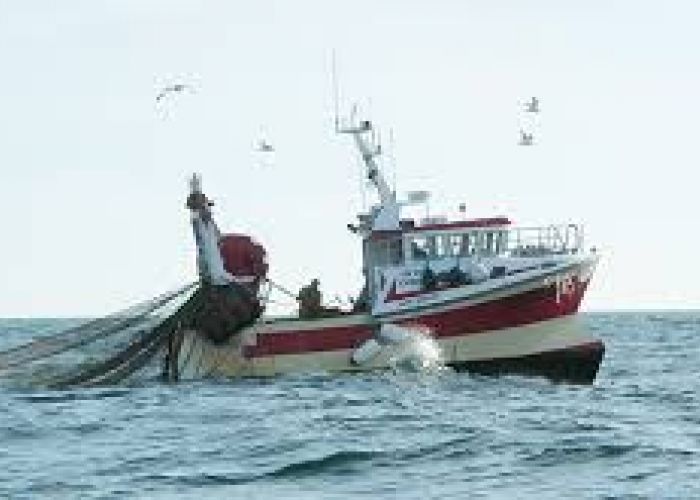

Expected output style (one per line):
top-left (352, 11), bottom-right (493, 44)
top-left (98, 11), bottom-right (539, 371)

top-left (380, 324), bottom-right (445, 373)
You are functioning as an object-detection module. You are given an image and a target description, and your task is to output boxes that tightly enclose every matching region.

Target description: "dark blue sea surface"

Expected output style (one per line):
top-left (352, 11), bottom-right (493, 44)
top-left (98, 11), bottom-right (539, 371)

top-left (1, 312), bottom-right (699, 499)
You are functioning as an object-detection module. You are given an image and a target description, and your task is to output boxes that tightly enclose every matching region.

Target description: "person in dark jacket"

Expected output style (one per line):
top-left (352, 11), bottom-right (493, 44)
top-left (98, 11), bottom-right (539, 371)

top-left (297, 279), bottom-right (322, 319)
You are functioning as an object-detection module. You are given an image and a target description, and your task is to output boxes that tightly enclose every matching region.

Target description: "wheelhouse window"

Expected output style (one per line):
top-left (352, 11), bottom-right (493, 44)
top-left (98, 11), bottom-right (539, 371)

top-left (472, 232), bottom-right (483, 255)
top-left (406, 229), bottom-right (514, 260)
top-left (409, 234), bottom-right (455, 260)
top-left (449, 234), bottom-right (464, 256)
top-left (486, 232), bottom-right (494, 254)
top-left (426, 236), bottom-right (438, 258)
top-left (457, 232), bottom-right (476, 255)
top-left (389, 238), bottom-right (403, 265)
top-left (369, 237), bottom-right (404, 267)
top-left (435, 235), bottom-right (450, 258)
top-left (495, 231), bottom-right (507, 254)
top-left (411, 236), bottom-right (428, 260)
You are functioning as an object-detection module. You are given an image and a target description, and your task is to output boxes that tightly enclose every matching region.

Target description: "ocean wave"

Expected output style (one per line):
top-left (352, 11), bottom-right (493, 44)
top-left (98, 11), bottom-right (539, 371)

top-left (521, 442), bottom-right (638, 466)
top-left (14, 387), bottom-right (131, 403)
top-left (127, 450), bottom-right (382, 487)
top-left (264, 450), bottom-right (381, 479)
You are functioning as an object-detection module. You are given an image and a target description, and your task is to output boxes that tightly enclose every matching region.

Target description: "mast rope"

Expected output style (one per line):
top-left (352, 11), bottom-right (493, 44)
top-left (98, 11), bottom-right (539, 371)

top-left (264, 277), bottom-right (299, 301)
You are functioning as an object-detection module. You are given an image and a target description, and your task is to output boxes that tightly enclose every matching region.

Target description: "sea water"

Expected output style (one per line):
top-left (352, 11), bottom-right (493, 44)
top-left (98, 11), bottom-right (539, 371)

top-left (1, 312), bottom-right (699, 499)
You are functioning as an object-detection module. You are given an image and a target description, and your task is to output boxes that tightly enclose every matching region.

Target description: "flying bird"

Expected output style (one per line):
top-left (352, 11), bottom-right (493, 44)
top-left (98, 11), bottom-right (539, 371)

top-left (518, 129), bottom-right (534, 146)
top-left (156, 84), bottom-right (191, 102)
top-left (256, 140), bottom-right (275, 153)
top-left (524, 96), bottom-right (540, 113)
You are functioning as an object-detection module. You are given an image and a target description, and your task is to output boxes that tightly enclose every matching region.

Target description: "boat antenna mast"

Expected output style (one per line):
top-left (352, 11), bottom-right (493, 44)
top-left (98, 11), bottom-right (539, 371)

top-left (331, 70), bottom-right (399, 232)
top-left (336, 109), bottom-right (400, 232)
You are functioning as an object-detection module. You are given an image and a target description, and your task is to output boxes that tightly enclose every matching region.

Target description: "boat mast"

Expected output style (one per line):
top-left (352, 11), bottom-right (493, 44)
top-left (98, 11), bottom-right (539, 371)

top-left (337, 113), bottom-right (400, 232)
top-left (330, 54), bottom-right (399, 232)
top-left (186, 173), bottom-right (234, 286)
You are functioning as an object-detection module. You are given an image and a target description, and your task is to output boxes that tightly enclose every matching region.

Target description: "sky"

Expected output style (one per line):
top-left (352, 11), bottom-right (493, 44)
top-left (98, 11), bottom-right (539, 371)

top-left (1, 1), bottom-right (699, 316)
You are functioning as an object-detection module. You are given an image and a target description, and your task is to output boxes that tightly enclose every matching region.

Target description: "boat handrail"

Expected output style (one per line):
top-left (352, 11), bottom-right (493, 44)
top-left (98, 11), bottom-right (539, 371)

top-left (401, 223), bottom-right (584, 261)
top-left (506, 224), bottom-right (583, 257)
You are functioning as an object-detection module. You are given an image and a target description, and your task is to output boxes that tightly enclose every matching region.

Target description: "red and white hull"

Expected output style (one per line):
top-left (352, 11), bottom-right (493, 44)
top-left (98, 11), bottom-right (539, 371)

top-left (176, 256), bottom-right (603, 383)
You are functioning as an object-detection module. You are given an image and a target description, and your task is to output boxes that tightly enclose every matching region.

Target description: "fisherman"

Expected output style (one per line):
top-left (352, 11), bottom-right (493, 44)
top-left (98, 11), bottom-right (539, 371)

top-left (297, 278), bottom-right (322, 319)
top-left (352, 285), bottom-right (370, 313)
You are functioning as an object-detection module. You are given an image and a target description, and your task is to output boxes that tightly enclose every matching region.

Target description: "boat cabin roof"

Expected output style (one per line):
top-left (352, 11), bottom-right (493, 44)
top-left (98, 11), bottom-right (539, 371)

top-left (369, 217), bottom-right (511, 240)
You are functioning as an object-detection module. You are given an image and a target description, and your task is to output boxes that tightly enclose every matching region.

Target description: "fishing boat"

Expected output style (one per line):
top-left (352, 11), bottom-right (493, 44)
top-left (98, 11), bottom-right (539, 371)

top-left (171, 114), bottom-right (604, 384)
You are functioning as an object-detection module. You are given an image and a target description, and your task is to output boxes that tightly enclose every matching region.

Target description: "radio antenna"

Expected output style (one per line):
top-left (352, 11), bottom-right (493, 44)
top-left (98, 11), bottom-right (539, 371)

top-left (390, 127), bottom-right (397, 194)
top-left (331, 49), bottom-right (340, 132)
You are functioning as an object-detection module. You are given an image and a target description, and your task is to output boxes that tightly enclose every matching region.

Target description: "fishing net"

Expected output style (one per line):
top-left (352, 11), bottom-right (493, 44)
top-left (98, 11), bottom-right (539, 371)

top-left (0, 282), bottom-right (199, 389)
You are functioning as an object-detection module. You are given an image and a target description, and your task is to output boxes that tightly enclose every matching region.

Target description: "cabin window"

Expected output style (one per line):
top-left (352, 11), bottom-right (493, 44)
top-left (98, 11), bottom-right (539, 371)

top-left (449, 235), bottom-right (464, 256)
top-left (461, 233), bottom-right (475, 255)
top-left (435, 235), bottom-right (449, 258)
top-left (389, 238), bottom-right (403, 265)
top-left (369, 238), bottom-right (403, 267)
top-left (495, 231), bottom-right (507, 254)
top-left (485, 232), bottom-right (492, 254)
top-left (472, 232), bottom-right (483, 255)
top-left (426, 236), bottom-right (437, 258)
top-left (486, 232), bottom-right (494, 254)
top-left (411, 236), bottom-right (428, 260)
top-left (372, 241), bottom-right (386, 266)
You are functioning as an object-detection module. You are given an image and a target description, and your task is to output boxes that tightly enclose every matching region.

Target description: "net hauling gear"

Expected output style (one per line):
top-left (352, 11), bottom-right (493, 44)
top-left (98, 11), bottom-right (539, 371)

top-left (0, 175), bottom-right (266, 389)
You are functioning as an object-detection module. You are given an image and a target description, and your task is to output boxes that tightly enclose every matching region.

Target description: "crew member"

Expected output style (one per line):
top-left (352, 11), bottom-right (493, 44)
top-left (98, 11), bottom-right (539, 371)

top-left (297, 278), bottom-right (322, 319)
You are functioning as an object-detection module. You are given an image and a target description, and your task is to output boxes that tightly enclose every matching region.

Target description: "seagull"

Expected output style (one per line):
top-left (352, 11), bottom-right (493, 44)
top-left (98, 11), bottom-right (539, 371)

top-left (256, 140), bottom-right (275, 153)
top-left (518, 129), bottom-right (534, 146)
top-left (155, 84), bottom-right (191, 102)
top-left (524, 96), bottom-right (540, 113)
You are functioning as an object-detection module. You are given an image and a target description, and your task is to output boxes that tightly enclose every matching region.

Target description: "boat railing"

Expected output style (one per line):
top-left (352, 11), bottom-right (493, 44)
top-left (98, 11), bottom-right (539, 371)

top-left (399, 223), bottom-right (584, 262)
top-left (506, 224), bottom-right (583, 257)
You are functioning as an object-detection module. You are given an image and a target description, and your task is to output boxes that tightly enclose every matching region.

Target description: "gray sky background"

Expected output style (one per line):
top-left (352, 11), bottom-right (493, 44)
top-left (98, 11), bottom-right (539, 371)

top-left (1, 1), bottom-right (698, 316)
